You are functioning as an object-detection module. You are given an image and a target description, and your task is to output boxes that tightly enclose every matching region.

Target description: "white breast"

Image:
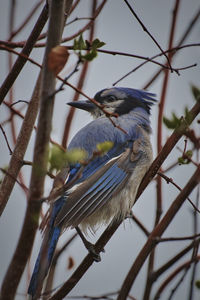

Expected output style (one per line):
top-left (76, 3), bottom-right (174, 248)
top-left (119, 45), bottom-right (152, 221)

top-left (80, 129), bottom-right (153, 233)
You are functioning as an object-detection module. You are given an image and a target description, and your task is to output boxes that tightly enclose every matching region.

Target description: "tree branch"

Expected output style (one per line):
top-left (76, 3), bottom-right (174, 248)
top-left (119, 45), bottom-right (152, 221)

top-left (0, 4), bottom-right (48, 105)
top-left (117, 166), bottom-right (200, 300)
top-left (0, 1), bottom-right (73, 299)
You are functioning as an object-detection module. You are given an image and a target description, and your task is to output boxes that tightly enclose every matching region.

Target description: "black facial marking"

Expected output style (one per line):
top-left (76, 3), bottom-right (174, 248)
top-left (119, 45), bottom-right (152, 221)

top-left (93, 88), bottom-right (155, 116)
top-left (115, 97), bottom-right (151, 115)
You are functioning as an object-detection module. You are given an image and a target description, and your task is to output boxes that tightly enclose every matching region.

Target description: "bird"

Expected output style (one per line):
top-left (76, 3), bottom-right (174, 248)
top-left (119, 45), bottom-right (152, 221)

top-left (28, 87), bottom-right (156, 299)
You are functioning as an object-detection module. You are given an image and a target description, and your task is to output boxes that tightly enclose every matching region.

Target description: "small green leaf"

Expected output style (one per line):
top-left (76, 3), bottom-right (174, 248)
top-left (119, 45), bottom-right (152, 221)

top-left (184, 106), bottom-right (193, 124)
top-left (178, 150), bottom-right (193, 165)
top-left (91, 38), bottom-right (106, 49)
top-left (191, 85), bottom-right (200, 102)
top-left (73, 36), bottom-right (105, 61)
top-left (163, 112), bottom-right (181, 129)
top-left (82, 49), bottom-right (98, 61)
top-left (96, 141), bottom-right (114, 154)
top-left (73, 34), bottom-right (87, 50)
top-left (185, 150), bottom-right (193, 158)
top-left (178, 157), bottom-right (185, 165)
top-left (73, 38), bottom-right (79, 50)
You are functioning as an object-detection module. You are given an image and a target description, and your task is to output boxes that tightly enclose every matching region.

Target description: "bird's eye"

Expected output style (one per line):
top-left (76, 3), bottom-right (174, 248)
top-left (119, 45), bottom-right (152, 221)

top-left (107, 95), bottom-right (117, 102)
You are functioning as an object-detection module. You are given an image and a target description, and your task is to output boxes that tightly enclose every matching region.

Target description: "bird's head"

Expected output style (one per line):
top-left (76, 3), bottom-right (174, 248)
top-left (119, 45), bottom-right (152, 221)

top-left (68, 87), bottom-right (157, 118)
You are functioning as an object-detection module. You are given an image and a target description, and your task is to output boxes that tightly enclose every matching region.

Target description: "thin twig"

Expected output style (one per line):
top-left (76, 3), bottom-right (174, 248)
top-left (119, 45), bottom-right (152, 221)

top-left (66, 16), bottom-right (94, 26)
top-left (130, 211), bottom-right (150, 237)
top-left (123, 0), bottom-right (173, 72)
top-left (9, 100), bottom-right (29, 107)
top-left (158, 171), bottom-right (200, 213)
top-left (0, 168), bottom-right (28, 192)
top-left (62, 0), bottom-right (97, 148)
top-left (117, 166), bottom-right (200, 300)
top-left (8, 0), bottom-right (44, 41)
top-left (143, 5), bottom-right (181, 298)
top-left (151, 239), bottom-right (199, 281)
top-left (0, 125), bottom-right (13, 155)
top-left (0, 4), bottom-right (48, 105)
top-left (1, 41), bottom-right (199, 74)
top-left (154, 254), bottom-right (200, 300)
top-left (51, 57), bottom-right (82, 99)
top-left (154, 233), bottom-right (200, 242)
top-left (143, 8), bottom-right (200, 90)
top-left (34, 0), bottom-right (107, 46)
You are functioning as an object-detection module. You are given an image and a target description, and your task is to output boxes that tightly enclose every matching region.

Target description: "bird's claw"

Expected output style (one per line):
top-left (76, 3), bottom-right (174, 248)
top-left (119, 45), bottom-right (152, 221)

top-left (85, 241), bottom-right (102, 262)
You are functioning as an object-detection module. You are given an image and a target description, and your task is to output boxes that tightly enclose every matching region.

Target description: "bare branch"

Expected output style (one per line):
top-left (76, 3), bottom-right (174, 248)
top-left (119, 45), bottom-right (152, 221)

top-left (8, 0), bottom-right (44, 41)
top-left (62, 1), bottom-right (97, 148)
top-left (152, 240), bottom-right (199, 281)
top-left (0, 124), bottom-right (12, 155)
top-left (158, 171), bottom-right (200, 213)
top-left (123, 0), bottom-right (174, 72)
top-left (117, 166), bottom-right (200, 300)
top-left (143, 8), bottom-right (200, 89)
top-left (154, 254), bottom-right (200, 300)
top-left (0, 4), bottom-right (48, 105)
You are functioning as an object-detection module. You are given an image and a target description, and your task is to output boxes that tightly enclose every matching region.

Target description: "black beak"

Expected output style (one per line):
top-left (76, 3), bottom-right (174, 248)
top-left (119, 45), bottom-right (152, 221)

top-left (67, 100), bottom-right (96, 112)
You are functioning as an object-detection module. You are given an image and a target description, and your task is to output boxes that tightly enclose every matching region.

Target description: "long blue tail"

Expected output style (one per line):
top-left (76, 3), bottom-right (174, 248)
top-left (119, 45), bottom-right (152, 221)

top-left (28, 197), bottom-right (66, 298)
top-left (28, 226), bottom-right (61, 298)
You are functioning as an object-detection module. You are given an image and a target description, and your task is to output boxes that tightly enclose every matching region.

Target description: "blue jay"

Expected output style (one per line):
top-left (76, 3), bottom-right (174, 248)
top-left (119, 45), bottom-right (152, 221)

top-left (28, 87), bottom-right (156, 298)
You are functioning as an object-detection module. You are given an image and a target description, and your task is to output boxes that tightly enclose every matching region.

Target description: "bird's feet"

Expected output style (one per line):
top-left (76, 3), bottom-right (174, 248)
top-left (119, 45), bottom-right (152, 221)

top-left (75, 226), bottom-right (105, 262)
top-left (83, 239), bottom-right (102, 262)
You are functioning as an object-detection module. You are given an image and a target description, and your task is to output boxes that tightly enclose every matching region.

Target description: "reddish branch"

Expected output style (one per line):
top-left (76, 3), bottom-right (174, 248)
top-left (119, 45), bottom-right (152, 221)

top-left (112, 44), bottom-right (198, 86)
top-left (143, 8), bottom-right (200, 90)
top-left (123, 0), bottom-right (173, 72)
top-left (0, 4), bottom-right (48, 105)
top-left (154, 255), bottom-right (200, 299)
top-left (8, 0), bottom-right (28, 196)
top-left (145, 5), bottom-right (188, 295)
top-left (8, 0), bottom-right (44, 41)
top-left (117, 166), bottom-right (200, 300)
top-left (145, 5), bottom-right (181, 297)
top-left (130, 212), bottom-right (150, 237)
top-left (61, 0), bottom-right (97, 148)
top-left (0, 75), bottom-right (41, 216)
top-left (158, 0), bottom-right (180, 153)
top-left (21, 0), bottom-right (107, 47)
top-left (151, 239), bottom-right (199, 281)
top-left (158, 171), bottom-right (200, 213)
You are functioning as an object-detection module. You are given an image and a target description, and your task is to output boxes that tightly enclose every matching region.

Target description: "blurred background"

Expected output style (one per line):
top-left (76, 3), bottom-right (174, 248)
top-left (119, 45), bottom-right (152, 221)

top-left (0, 0), bottom-right (200, 299)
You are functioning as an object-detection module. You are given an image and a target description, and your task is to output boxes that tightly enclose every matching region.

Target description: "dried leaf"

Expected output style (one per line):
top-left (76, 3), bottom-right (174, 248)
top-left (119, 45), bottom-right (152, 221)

top-left (48, 46), bottom-right (69, 75)
top-left (67, 256), bottom-right (75, 270)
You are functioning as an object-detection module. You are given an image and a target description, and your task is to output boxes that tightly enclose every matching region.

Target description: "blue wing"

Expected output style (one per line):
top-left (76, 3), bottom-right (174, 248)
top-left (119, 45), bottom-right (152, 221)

top-left (53, 115), bottom-right (146, 228)
top-left (55, 139), bottom-right (142, 228)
